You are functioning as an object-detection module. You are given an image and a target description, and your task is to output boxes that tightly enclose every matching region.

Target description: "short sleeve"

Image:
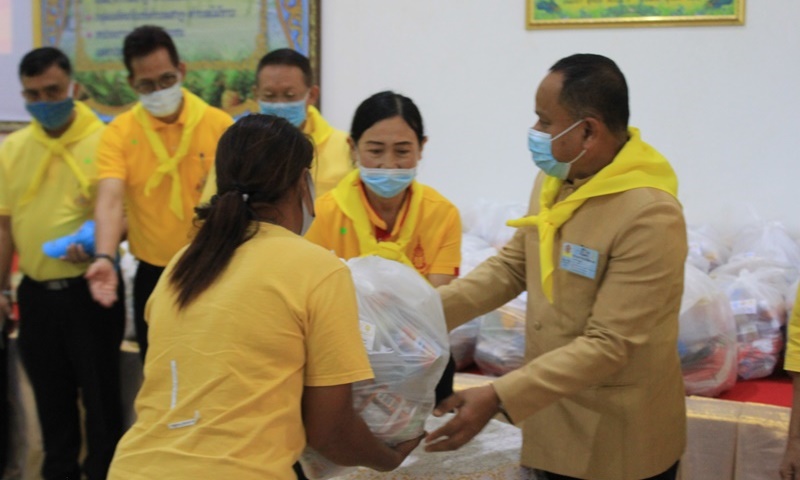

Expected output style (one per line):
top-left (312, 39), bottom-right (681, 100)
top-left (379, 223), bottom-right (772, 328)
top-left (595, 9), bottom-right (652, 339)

top-left (0, 142), bottom-right (11, 215)
top-left (96, 119), bottom-right (129, 180)
top-left (304, 265), bottom-right (373, 386)
top-left (428, 205), bottom-right (462, 275)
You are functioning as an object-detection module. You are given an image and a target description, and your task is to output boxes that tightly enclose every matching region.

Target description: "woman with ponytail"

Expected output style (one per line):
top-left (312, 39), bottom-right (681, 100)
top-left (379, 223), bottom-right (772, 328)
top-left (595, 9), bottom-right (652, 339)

top-left (107, 114), bottom-right (421, 480)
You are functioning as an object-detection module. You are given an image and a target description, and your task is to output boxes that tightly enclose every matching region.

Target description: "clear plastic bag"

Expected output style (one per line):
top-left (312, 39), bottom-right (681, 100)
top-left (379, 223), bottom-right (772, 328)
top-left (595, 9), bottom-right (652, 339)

top-left (300, 256), bottom-right (449, 479)
top-left (686, 224), bottom-right (730, 273)
top-left (678, 263), bottom-right (737, 397)
top-left (460, 199), bottom-right (527, 250)
top-left (449, 235), bottom-right (499, 370)
top-left (450, 318), bottom-right (481, 370)
top-left (712, 268), bottom-right (787, 380)
top-left (728, 220), bottom-right (800, 274)
top-left (474, 294), bottom-right (526, 377)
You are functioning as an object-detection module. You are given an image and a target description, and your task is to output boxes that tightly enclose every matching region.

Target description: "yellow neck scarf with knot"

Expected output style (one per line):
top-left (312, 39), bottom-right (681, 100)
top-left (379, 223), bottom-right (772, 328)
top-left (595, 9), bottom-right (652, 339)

top-left (507, 128), bottom-right (679, 303)
top-left (132, 88), bottom-right (208, 220)
top-left (20, 101), bottom-right (102, 206)
top-left (332, 169), bottom-right (422, 268)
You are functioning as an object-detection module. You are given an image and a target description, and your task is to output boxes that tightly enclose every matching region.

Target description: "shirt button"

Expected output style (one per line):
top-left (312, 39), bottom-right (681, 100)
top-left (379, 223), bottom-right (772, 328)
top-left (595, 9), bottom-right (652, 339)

top-left (533, 322), bottom-right (542, 331)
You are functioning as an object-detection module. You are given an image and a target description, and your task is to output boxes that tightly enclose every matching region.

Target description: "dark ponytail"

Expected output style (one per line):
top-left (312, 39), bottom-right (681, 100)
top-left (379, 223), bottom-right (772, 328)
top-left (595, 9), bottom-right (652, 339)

top-left (169, 114), bottom-right (314, 309)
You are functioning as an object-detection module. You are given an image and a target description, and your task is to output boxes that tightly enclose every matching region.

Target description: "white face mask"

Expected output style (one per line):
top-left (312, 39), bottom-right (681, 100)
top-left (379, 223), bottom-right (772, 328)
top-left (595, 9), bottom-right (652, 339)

top-left (300, 171), bottom-right (316, 236)
top-left (139, 79), bottom-right (184, 117)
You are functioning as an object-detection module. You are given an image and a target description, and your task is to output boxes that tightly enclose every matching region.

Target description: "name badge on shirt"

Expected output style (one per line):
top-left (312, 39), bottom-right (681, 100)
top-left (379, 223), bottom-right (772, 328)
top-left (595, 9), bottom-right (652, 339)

top-left (559, 242), bottom-right (599, 280)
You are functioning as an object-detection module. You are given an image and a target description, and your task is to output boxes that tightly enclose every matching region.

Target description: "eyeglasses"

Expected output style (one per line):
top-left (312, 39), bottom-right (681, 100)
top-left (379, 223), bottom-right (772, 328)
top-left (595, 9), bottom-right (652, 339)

top-left (132, 72), bottom-right (180, 94)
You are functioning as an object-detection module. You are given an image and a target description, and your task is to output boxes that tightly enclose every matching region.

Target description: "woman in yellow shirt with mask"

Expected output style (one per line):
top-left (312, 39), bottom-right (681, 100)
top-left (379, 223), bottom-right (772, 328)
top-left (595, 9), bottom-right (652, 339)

top-left (108, 114), bottom-right (420, 480)
top-left (305, 91), bottom-right (462, 402)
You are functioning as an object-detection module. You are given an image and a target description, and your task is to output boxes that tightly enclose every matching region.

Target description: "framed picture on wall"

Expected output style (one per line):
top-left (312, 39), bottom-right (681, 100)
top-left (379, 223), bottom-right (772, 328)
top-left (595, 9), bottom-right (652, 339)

top-left (527, 0), bottom-right (745, 29)
top-left (34, 0), bottom-right (321, 121)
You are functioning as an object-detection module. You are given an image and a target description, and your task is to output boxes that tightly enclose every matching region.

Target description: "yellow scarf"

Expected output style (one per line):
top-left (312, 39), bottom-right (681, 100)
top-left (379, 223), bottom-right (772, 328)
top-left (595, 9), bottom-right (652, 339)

top-left (331, 169), bottom-right (422, 268)
top-left (507, 128), bottom-right (678, 303)
top-left (133, 88), bottom-right (208, 220)
top-left (20, 101), bottom-right (102, 206)
top-left (303, 105), bottom-right (333, 146)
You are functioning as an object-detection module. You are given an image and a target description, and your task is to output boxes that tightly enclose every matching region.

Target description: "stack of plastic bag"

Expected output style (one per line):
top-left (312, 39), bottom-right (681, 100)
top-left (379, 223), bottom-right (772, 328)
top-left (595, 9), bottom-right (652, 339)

top-left (678, 263), bottom-right (737, 396)
top-left (460, 198), bottom-right (527, 250)
top-left (726, 220), bottom-right (800, 282)
top-left (300, 256), bottom-right (449, 479)
top-left (712, 268), bottom-right (787, 380)
top-left (474, 294), bottom-right (527, 376)
top-left (686, 224), bottom-right (730, 273)
top-left (449, 234), bottom-right (498, 370)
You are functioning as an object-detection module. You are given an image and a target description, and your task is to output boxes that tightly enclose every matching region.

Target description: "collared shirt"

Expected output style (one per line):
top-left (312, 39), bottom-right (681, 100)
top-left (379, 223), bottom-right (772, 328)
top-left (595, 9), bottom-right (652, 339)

top-left (0, 103), bottom-right (104, 281)
top-left (305, 178), bottom-right (461, 277)
top-left (198, 105), bottom-right (352, 204)
top-left (97, 95), bottom-right (233, 266)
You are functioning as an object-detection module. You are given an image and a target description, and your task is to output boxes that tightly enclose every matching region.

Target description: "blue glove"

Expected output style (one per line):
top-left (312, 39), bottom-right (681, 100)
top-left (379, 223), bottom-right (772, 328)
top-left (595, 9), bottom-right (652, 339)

top-left (42, 220), bottom-right (96, 258)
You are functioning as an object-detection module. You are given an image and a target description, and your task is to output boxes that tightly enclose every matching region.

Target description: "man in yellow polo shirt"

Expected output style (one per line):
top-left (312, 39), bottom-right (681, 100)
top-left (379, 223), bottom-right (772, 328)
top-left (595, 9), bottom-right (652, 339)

top-left (255, 48), bottom-right (352, 196)
top-left (0, 47), bottom-right (125, 480)
top-left (86, 26), bottom-right (232, 361)
top-left (201, 48), bottom-right (351, 204)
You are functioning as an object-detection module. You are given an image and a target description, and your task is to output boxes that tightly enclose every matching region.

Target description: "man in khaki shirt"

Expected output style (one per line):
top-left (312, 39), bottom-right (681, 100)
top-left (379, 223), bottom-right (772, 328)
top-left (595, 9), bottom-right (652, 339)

top-left (425, 54), bottom-right (687, 480)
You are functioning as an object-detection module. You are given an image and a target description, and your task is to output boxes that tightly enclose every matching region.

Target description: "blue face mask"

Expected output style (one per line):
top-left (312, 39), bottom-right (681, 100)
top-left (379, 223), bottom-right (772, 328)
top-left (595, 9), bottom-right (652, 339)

top-left (528, 119), bottom-right (586, 180)
top-left (258, 98), bottom-right (307, 127)
top-left (26, 97), bottom-right (75, 131)
top-left (359, 166), bottom-right (416, 199)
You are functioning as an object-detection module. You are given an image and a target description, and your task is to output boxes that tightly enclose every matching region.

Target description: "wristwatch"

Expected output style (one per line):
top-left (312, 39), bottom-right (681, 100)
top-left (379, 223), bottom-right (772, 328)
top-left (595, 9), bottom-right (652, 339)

top-left (93, 254), bottom-right (118, 267)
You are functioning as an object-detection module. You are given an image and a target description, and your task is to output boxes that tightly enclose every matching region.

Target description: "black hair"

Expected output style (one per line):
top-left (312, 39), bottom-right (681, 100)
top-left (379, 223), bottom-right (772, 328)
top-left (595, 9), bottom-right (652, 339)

top-left (170, 114), bottom-right (314, 309)
top-left (122, 25), bottom-right (180, 76)
top-left (350, 91), bottom-right (425, 145)
top-left (256, 48), bottom-right (313, 87)
top-left (550, 54), bottom-right (629, 135)
top-left (19, 47), bottom-right (72, 78)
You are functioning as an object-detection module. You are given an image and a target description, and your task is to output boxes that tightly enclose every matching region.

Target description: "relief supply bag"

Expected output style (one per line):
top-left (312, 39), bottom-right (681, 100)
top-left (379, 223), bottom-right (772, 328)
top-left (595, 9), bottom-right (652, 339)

top-left (300, 256), bottom-right (449, 479)
top-left (449, 234), bottom-right (498, 370)
top-left (713, 268), bottom-right (787, 380)
top-left (474, 294), bottom-right (527, 377)
top-left (678, 263), bottom-right (737, 397)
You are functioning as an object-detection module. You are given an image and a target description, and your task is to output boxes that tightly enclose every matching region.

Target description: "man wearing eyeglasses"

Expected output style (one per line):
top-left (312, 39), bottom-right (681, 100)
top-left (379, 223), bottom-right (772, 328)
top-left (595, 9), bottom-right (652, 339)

top-left (0, 47), bottom-right (126, 480)
top-left (87, 25), bottom-right (233, 361)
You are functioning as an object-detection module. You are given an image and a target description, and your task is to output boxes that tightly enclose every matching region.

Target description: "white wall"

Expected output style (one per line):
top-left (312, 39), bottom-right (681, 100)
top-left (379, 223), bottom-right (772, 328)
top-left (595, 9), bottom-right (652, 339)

top-left (320, 1), bottom-right (800, 235)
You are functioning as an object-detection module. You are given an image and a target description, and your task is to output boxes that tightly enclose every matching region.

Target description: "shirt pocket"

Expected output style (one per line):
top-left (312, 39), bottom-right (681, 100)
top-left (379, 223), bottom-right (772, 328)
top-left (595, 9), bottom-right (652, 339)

top-left (179, 152), bottom-right (215, 198)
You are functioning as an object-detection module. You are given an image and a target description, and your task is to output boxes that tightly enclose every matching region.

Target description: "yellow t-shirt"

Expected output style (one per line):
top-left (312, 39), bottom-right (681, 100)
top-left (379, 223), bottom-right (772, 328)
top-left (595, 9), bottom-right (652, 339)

top-left (108, 223), bottom-right (372, 480)
top-left (785, 284), bottom-right (800, 372)
top-left (199, 105), bottom-right (352, 203)
top-left (96, 91), bottom-right (233, 266)
top-left (305, 175), bottom-right (462, 277)
top-left (0, 102), bottom-right (103, 281)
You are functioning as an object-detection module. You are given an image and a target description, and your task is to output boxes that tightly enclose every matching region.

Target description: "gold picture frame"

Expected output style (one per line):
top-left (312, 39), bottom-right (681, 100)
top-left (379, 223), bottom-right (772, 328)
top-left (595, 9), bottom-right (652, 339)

top-left (527, 0), bottom-right (745, 29)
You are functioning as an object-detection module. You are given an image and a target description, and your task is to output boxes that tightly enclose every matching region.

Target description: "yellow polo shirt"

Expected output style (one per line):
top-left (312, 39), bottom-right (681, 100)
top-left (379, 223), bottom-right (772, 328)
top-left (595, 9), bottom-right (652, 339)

top-left (108, 224), bottom-right (372, 480)
top-left (199, 105), bottom-right (352, 203)
top-left (0, 102), bottom-right (104, 281)
top-left (97, 91), bottom-right (232, 266)
top-left (786, 285), bottom-right (800, 372)
top-left (305, 176), bottom-right (462, 277)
